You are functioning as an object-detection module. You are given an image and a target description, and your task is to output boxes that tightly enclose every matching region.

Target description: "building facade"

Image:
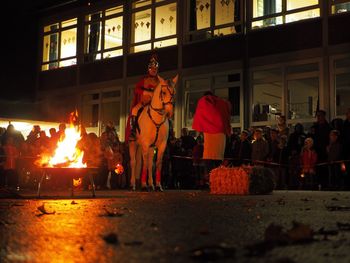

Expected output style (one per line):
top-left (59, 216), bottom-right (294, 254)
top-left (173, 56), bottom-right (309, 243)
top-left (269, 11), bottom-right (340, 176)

top-left (36, 0), bottom-right (350, 140)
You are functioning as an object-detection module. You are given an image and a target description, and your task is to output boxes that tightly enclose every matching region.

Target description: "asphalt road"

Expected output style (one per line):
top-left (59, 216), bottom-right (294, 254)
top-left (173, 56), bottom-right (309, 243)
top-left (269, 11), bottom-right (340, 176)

top-left (1, 190), bottom-right (350, 263)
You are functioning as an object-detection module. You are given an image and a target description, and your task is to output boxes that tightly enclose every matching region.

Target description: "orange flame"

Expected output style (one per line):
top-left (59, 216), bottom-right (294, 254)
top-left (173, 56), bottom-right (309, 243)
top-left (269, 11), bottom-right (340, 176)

top-left (37, 112), bottom-right (86, 168)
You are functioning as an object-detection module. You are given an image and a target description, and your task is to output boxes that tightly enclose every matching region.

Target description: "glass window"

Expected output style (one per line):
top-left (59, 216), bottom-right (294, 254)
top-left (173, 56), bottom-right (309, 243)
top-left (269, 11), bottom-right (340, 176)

top-left (185, 90), bottom-right (209, 127)
top-left (253, 68), bottom-right (282, 80)
top-left (286, 8), bottom-right (320, 23)
top-left (61, 28), bottom-right (77, 59)
top-left (131, 1), bottom-right (177, 53)
top-left (332, 1), bottom-right (350, 14)
top-left (84, 5), bottom-right (123, 62)
top-left (252, 82), bottom-right (282, 122)
top-left (187, 0), bottom-right (241, 42)
top-left (287, 63), bottom-right (319, 74)
top-left (215, 87), bottom-right (240, 123)
top-left (104, 16), bottom-right (123, 49)
top-left (287, 78), bottom-right (319, 119)
top-left (82, 103), bottom-right (99, 128)
top-left (335, 73), bottom-right (350, 115)
top-left (252, 0), bottom-right (320, 29)
top-left (101, 101), bottom-right (121, 132)
top-left (42, 19), bottom-right (77, 71)
top-left (253, 0), bottom-right (282, 17)
top-left (155, 3), bottom-right (177, 38)
top-left (287, 0), bottom-right (318, 11)
top-left (132, 9), bottom-right (152, 44)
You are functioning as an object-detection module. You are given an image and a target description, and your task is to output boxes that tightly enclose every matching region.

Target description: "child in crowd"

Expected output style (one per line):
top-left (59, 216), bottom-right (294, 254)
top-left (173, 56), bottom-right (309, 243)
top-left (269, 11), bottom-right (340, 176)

top-left (300, 137), bottom-right (318, 189)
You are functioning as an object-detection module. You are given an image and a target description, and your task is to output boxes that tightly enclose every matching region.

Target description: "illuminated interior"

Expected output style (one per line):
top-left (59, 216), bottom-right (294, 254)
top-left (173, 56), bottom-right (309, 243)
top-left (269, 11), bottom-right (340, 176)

top-left (131, 2), bottom-right (177, 53)
top-left (42, 18), bottom-right (77, 70)
top-left (252, 0), bottom-right (320, 29)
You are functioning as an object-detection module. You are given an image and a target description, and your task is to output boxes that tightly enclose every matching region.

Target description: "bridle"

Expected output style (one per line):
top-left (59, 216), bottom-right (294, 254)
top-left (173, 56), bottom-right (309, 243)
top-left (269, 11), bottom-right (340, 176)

top-left (150, 81), bottom-right (175, 114)
top-left (147, 80), bottom-right (175, 147)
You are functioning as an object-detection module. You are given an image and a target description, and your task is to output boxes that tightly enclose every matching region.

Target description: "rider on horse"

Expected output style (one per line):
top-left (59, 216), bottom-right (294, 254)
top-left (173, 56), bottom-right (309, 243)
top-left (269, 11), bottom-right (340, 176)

top-left (126, 54), bottom-right (160, 142)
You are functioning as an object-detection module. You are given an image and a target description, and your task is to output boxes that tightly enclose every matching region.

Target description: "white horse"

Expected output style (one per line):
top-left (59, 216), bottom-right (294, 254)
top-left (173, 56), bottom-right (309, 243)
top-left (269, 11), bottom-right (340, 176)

top-left (129, 75), bottom-right (177, 191)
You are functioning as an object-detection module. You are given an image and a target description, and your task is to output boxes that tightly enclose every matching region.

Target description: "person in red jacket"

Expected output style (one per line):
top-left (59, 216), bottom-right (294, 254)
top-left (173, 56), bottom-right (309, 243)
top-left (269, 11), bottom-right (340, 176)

top-left (192, 91), bottom-right (231, 171)
top-left (2, 137), bottom-right (20, 189)
top-left (125, 54), bottom-right (160, 142)
top-left (300, 137), bottom-right (318, 189)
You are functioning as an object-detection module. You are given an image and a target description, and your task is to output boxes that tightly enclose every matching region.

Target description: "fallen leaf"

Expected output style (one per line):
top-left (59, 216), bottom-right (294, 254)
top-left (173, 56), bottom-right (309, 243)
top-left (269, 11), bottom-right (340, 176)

top-left (101, 208), bottom-right (124, 217)
top-left (325, 205), bottom-right (350, 211)
top-left (37, 204), bottom-right (55, 215)
top-left (190, 244), bottom-right (235, 261)
top-left (287, 221), bottom-right (314, 243)
top-left (103, 233), bottom-right (119, 245)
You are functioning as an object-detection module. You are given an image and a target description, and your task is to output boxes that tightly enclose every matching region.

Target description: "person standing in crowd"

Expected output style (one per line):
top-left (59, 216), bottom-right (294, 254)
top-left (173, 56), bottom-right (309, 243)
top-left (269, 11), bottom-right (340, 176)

top-left (125, 54), bottom-right (160, 143)
top-left (232, 130), bottom-right (252, 166)
top-left (1, 124), bottom-right (25, 149)
top-left (277, 115), bottom-right (289, 137)
top-left (180, 127), bottom-right (196, 156)
top-left (192, 135), bottom-right (205, 189)
top-left (343, 108), bottom-right (350, 189)
top-left (313, 110), bottom-right (331, 188)
top-left (251, 128), bottom-right (269, 164)
top-left (267, 128), bottom-right (279, 163)
top-left (300, 137), bottom-right (318, 190)
top-left (192, 91), bottom-right (231, 172)
top-left (274, 135), bottom-right (289, 189)
top-left (327, 130), bottom-right (343, 189)
top-left (2, 137), bottom-right (20, 190)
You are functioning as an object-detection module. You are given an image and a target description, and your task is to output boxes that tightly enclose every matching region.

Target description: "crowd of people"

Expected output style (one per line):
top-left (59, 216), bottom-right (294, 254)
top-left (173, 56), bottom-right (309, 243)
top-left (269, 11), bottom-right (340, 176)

top-left (0, 122), bottom-right (129, 191)
top-left (0, 108), bottom-right (349, 192)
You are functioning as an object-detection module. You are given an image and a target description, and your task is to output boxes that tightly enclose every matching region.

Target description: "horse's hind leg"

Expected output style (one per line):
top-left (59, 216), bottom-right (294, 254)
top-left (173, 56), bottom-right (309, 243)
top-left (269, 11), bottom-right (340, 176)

top-left (147, 147), bottom-right (155, 190)
top-left (155, 142), bottom-right (167, 190)
top-left (140, 145), bottom-right (149, 189)
top-left (129, 141), bottom-right (137, 190)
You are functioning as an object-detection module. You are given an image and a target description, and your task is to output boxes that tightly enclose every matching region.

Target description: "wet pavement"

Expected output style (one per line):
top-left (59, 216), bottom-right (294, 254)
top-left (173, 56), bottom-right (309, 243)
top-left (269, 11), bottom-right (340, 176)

top-left (1, 190), bottom-right (350, 263)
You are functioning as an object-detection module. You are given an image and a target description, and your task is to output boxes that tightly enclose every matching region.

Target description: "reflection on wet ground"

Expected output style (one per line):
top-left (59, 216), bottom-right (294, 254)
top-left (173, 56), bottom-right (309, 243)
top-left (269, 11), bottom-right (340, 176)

top-left (1, 191), bottom-right (350, 263)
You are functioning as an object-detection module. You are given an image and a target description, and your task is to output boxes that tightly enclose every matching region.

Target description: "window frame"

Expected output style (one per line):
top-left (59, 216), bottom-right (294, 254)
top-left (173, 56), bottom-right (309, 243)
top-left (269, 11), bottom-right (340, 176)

top-left (249, 0), bottom-right (321, 30)
top-left (330, 0), bottom-right (350, 15)
top-left (330, 54), bottom-right (350, 119)
top-left (80, 86), bottom-right (123, 136)
top-left (41, 18), bottom-right (78, 71)
top-left (250, 58), bottom-right (323, 127)
top-left (84, 4), bottom-right (124, 62)
top-left (129, 0), bottom-right (178, 53)
top-left (184, 0), bottom-right (244, 43)
top-left (182, 70), bottom-right (243, 130)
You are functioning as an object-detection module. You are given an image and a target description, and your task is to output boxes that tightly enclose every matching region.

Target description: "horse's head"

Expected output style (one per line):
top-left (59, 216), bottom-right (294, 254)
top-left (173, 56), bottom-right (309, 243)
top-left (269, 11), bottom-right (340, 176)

top-left (157, 75), bottom-right (178, 116)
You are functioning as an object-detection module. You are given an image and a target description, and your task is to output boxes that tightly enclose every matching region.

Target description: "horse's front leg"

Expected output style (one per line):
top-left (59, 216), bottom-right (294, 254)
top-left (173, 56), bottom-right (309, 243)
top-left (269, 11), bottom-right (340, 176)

top-left (140, 145), bottom-right (149, 190)
top-left (147, 147), bottom-right (155, 191)
top-left (129, 141), bottom-right (137, 190)
top-left (155, 142), bottom-right (167, 191)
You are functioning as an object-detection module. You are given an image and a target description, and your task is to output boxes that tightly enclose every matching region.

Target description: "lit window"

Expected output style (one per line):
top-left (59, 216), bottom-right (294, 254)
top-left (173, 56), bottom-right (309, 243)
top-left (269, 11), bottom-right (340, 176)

top-left (84, 5), bottom-right (123, 62)
top-left (335, 58), bottom-right (350, 116)
top-left (287, 78), bottom-right (319, 120)
top-left (331, 0), bottom-right (350, 14)
top-left (131, 0), bottom-right (177, 53)
top-left (252, 68), bottom-right (282, 122)
top-left (251, 0), bottom-right (320, 29)
top-left (252, 82), bottom-right (283, 122)
top-left (187, 0), bottom-right (242, 42)
top-left (42, 18), bottom-right (77, 71)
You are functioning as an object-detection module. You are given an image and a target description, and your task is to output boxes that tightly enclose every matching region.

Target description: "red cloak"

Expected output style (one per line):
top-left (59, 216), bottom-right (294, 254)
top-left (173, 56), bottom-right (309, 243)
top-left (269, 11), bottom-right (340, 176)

top-left (192, 95), bottom-right (232, 136)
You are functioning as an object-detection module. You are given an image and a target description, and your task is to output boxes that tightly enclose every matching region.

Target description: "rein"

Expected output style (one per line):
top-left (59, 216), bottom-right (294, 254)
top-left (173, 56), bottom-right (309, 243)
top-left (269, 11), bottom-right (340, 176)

top-left (147, 82), bottom-right (174, 147)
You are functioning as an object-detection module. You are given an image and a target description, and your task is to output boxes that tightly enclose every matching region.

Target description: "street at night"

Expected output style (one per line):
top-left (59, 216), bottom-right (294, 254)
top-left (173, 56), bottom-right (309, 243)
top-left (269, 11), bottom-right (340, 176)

top-left (1, 0), bottom-right (350, 262)
top-left (1, 190), bottom-right (350, 263)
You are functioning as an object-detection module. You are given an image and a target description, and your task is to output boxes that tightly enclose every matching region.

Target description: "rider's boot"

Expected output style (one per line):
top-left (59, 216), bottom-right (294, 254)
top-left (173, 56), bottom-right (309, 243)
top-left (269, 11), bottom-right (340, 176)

top-left (129, 116), bottom-right (137, 140)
